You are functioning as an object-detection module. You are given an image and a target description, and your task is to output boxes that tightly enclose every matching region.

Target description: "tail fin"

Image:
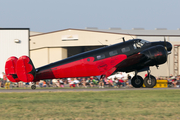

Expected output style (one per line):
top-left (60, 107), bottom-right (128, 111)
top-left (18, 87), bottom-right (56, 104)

top-left (16, 55), bottom-right (36, 82)
top-left (5, 56), bottom-right (20, 82)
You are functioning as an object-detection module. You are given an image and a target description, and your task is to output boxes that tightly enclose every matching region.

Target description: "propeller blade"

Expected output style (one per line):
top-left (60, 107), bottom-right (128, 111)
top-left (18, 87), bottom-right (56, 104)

top-left (164, 37), bottom-right (167, 49)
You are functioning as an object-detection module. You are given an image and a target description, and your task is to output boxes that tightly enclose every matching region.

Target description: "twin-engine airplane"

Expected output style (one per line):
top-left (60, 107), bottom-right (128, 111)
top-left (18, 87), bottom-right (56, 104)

top-left (5, 38), bottom-right (172, 89)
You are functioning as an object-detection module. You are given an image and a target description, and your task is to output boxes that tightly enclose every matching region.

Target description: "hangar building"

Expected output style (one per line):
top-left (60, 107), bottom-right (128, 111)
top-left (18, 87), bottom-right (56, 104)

top-left (0, 28), bottom-right (29, 74)
top-left (30, 28), bottom-right (180, 77)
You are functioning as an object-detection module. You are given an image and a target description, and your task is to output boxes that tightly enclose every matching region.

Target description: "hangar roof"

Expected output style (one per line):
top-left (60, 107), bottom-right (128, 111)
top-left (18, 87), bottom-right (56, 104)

top-left (30, 31), bottom-right (43, 36)
top-left (30, 28), bottom-right (180, 37)
top-left (96, 29), bottom-right (180, 36)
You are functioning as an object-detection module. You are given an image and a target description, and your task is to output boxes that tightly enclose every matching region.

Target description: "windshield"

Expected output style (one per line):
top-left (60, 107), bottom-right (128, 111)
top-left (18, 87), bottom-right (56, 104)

top-left (134, 39), bottom-right (151, 49)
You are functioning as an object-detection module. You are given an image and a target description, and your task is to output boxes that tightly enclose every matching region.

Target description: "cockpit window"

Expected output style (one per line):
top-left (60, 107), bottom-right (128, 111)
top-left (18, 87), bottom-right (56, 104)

top-left (133, 44), bottom-right (137, 49)
top-left (133, 39), bottom-right (151, 49)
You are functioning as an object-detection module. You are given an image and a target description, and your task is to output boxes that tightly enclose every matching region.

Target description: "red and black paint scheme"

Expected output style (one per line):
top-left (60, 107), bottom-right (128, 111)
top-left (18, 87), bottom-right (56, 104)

top-left (5, 39), bottom-right (172, 89)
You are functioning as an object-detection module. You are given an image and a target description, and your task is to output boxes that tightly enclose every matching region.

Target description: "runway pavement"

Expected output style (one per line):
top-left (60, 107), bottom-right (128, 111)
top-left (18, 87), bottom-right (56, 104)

top-left (0, 87), bottom-right (179, 93)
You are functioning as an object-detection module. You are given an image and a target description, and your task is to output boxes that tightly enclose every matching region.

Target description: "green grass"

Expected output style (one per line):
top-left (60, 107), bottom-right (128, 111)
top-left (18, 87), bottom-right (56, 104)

top-left (0, 90), bottom-right (180, 120)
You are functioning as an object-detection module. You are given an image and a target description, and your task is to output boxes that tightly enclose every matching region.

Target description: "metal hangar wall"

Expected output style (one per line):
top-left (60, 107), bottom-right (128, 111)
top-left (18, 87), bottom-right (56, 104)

top-left (0, 28), bottom-right (30, 74)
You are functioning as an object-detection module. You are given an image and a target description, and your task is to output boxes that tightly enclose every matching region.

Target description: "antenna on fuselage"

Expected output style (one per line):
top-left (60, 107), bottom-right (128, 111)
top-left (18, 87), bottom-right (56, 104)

top-left (98, 40), bottom-right (108, 46)
top-left (98, 41), bottom-right (104, 45)
top-left (126, 32), bottom-right (134, 39)
top-left (122, 37), bottom-right (125, 42)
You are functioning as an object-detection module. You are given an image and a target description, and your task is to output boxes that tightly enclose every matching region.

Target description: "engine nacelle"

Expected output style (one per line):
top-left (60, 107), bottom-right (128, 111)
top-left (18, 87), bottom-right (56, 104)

top-left (140, 45), bottom-right (167, 66)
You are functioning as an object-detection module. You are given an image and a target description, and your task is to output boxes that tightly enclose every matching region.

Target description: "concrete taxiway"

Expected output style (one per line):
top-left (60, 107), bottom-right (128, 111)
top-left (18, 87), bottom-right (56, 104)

top-left (0, 87), bottom-right (179, 93)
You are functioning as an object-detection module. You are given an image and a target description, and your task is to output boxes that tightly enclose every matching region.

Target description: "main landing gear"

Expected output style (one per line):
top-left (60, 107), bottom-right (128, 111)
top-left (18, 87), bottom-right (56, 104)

top-left (31, 82), bottom-right (36, 90)
top-left (131, 75), bottom-right (144, 88)
top-left (131, 70), bottom-right (156, 88)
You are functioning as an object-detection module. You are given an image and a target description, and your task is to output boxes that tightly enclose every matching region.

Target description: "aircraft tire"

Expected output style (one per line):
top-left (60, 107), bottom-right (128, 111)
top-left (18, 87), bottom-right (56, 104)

top-left (131, 75), bottom-right (143, 88)
top-left (31, 85), bottom-right (36, 90)
top-left (144, 75), bottom-right (156, 88)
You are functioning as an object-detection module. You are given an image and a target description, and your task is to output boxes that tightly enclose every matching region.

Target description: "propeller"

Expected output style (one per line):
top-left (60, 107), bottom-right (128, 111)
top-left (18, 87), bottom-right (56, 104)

top-left (164, 36), bottom-right (170, 76)
top-left (164, 37), bottom-right (167, 50)
top-left (164, 37), bottom-right (172, 54)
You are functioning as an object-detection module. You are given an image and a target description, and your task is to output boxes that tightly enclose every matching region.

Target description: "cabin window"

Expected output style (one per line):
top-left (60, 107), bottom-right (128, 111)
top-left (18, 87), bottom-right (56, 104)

top-left (121, 47), bottom-right (130, 53)
top-left (97, 54), bottom-right (105, 60)
top-left (109, 50), bottom-right (118, 56)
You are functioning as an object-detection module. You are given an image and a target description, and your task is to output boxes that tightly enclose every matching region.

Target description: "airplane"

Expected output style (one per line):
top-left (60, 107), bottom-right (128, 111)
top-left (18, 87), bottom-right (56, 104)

top-left (5, 38), bottom-right (172, 89)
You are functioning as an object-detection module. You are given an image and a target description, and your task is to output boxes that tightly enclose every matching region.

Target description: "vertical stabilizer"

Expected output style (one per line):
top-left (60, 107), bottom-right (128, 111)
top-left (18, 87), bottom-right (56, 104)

top-left (16, 56), bottom-right (36, 82)
top-left (5, 56), bottom-right (20, 82)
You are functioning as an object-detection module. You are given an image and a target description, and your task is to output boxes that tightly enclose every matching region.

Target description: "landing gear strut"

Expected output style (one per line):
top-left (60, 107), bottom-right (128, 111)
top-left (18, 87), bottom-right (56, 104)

top-left (144, 70), bottom-right (156, 88)
top-left (31, 82), bottom-right (36, 90)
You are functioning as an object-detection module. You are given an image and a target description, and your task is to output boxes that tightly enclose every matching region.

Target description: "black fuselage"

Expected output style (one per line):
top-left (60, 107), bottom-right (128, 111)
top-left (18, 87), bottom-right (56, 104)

top-left (37, 39), bottom-right (172, 74)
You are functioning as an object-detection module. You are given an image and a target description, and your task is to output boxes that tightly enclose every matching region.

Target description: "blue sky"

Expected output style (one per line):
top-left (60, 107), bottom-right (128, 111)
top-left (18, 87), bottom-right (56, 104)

top-left (0, 0), bottom-right (180, 32)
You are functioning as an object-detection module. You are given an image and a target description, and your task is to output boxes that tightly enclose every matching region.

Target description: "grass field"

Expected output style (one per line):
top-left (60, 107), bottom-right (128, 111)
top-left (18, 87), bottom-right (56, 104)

top-left (0, 89), bottom-right (180, 120)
